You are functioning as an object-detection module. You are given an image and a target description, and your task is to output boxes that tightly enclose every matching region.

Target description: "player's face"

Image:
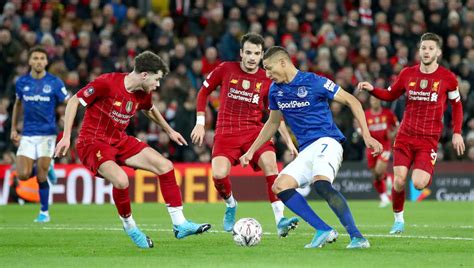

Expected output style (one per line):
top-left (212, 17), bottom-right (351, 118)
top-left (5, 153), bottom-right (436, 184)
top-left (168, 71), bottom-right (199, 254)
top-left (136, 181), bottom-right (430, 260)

top-left (419, 40), bottom-right (441, 66)
top-left (240, 42), bottom-right (263, 72)
top-left (370, 96), bottom-right (381, 110)
top-left (28, 52), bottom-right (48, 73)
top-left (263, 57), bottom-right (285, 83)
top-left (142, 71), bottom-right (163, 93)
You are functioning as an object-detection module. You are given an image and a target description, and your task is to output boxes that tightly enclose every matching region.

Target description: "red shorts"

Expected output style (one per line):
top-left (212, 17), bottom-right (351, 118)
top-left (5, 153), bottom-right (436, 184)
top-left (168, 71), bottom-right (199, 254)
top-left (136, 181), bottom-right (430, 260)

top-left (76, 136), bottom-right (149, 175)
top-left (212, 131), bottom-right (276, 171)
top-left (366, 148), bottom-right (391, 169)
top-left (393, 134), bottom-right (438, 176)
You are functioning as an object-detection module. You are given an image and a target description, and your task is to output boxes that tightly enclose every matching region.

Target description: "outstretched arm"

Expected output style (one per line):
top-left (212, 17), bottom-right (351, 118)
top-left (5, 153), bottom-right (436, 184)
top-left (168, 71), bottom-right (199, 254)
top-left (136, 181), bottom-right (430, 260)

top-left (240, 110), bottom-right (282, 167)
top-left (334, 88), bottom-right (383, 156)
top-left (54, 95), bottom-right (80, 157)
top-left (142, 106), bottom-right (188, 146)
top-left (357, 81), bottom-right (405, 101)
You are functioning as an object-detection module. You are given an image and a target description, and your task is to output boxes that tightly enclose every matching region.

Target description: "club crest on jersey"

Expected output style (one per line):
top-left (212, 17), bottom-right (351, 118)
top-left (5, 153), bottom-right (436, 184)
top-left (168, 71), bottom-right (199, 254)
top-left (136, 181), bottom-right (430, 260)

top-left (84, 87), bottom-right (94, 97)
top-left (23, 86), bottom-right (30, 91)
top-left (255, 82), bottom-right (262, 92)
top-left (43, 85), bottom-right (52, 93)
top-left (297, 86), bottom-right (308, 98)
top-left (230, 79), bottom-right (238, 84)
top-left (242, 80), bottom-right (250, 90)
top-left (125, 101), bottom-right (133, 113)
top-left (420, 79), bottom-right (428, 89)
top-left (432, 81), bottom-right (439, 92)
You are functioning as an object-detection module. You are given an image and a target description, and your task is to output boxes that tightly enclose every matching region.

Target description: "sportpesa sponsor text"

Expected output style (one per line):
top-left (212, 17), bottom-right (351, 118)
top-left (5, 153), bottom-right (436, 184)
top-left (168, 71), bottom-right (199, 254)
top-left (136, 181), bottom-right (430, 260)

top-left (277, 100), bottom-right (310, 110)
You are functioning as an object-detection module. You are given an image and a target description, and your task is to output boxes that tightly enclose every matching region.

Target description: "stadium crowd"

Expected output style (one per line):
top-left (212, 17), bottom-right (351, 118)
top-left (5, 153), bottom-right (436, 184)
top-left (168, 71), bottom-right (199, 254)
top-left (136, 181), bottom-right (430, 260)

top-left (0, 0), bottom-right (473, 165)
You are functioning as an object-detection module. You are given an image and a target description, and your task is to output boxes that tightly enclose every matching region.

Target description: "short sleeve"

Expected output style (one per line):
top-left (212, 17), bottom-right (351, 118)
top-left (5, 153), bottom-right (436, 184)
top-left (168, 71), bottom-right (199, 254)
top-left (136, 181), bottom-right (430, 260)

top-left (55, 78), bottom-right (69, 103)
top-left (268, 83), bottom-right (279, 110)
top-left (15, 78), bottom-right (23, 100)
top-left (76, 74), bottom-right (110, 106)
top-left (317, 74), bottom-right (340, 100)
top-left (138, 93), bottom-right (153, 111)
top-left (446, 71), bottom-right (459, 92)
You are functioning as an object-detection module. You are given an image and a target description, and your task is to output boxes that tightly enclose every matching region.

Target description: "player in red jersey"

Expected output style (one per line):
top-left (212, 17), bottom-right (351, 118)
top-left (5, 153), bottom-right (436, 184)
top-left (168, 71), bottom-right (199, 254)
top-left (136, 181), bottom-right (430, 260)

top-left (190, 33), bottom-right (299, 237)
top-left (362, 96), bottom-right (398, 208)
top-left (54, 51), bottom-right (211, 248)
top-left (358, 33), bottom-right (465, 234)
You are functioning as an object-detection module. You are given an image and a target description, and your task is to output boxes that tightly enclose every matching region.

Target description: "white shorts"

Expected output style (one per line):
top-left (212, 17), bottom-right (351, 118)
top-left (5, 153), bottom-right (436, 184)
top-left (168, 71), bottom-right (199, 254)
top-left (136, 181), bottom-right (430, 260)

top-left (280, 137), bottom-right (343, 187)
top-left (17, 135), bottom-right (56, 160)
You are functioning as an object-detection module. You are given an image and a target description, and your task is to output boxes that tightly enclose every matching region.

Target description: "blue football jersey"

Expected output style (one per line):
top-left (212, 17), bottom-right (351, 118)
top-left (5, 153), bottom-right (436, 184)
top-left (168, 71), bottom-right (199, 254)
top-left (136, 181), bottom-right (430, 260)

top-left (15, 72), bottom-right (69, 136)
top-left (268, 71), bottom-right (346, 151)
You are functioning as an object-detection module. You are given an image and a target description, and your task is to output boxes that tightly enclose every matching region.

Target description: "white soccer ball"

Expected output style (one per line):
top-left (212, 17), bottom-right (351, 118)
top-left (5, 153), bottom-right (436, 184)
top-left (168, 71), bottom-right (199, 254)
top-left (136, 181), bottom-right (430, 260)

top-left (232, 218), bottom-right (263, 247)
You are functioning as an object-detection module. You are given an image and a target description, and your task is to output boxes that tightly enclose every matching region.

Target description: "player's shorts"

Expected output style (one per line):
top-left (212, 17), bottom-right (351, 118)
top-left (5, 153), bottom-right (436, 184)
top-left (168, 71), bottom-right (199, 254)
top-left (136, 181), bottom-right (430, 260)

top-left (280, 137), bottom-right (343, 187)
top-left (366, 147), bottom-right (391, 169)
top-left (212, 130), bottom-right (276, 171)
top-left (17, 135), bottom-right (56, 160)
top-left (76, 135), bottom-right (149, 176)
top-left (393, 133), bottom-right (438, 177)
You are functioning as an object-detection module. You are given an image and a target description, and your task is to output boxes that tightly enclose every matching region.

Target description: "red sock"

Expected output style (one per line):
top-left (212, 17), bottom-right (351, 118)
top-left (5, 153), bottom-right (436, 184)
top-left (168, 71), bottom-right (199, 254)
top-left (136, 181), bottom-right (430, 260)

top-left (392, 187), bottom-right (405, 213)
top-left (158, 170), bottom-right (183, 207)
top-left (112, 187), bottom-right (131, 218)
top-left (265, 175), bottom-right (279, 203)
top-left (213, 176), bottom-right (232, 199)
top-left (373, 176), bottom-right (386, 194)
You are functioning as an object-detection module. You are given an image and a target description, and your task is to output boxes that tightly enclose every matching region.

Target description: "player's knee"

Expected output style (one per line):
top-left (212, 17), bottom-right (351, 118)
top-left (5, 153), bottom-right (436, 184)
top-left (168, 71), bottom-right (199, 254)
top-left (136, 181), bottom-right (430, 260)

top-left (156, 159), bottom-right (174, 174)
top-left (213, 166), bottom-right (230, 179)
top-left (413, 180), bottom-right (428, 190)
top-left (272, 180), bottom-right (289, 194)
top-left (17, 170), bottom-right (31, 181)
top-left (114, 174), bottom-right (129, 189)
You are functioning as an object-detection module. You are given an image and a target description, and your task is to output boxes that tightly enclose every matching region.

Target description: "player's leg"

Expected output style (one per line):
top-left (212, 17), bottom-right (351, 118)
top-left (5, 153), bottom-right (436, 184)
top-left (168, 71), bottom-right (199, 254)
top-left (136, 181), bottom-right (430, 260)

top-left (411, 145), bottom-right (437, 190)
top-left (373, 154), bottom-right (391, 208)
top-left (98, 160), bottom-right (153, 248)
top-left (257, 150), bottom-right (299, 237)
top-left (34, 156), bottom-right (52, 222)
top-left (15, 136), bottom-right (35, 180)
top-left (310, 137), bottom-right (369, 249)
top-left (272, 151), bottom-right (336, 248)
top-left (124, 146), bottom-right (211, 239)
top-left (210, 156), bottom-right (236, 231)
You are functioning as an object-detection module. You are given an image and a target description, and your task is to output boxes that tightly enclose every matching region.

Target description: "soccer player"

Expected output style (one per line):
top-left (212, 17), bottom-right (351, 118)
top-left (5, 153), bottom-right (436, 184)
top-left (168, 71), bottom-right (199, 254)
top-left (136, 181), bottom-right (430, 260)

top-left (10, 46), bottom-right (69, 223)
top-left (240, 46), bottom-right (382, 249)
top-left (357, 33), bottom-right (465, 234)
top-left (190, 33), bottom-right (299, 237)
top-left (363, 96), bottom-right (398, 208)
top-left (54, 51), bottom-right (211, 249)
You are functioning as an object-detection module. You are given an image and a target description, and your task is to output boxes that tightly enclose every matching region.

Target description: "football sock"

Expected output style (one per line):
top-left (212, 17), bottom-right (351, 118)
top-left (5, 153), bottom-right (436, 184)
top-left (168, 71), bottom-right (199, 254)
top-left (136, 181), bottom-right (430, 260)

top-left (38, 180), bottom-right (49, 212)
top-left (373, 176), bottom-right (386, 194)
top-left (380, 193), bottom-right (390, 203)
top-left (271, 201), bottom-right (284, 224)
top-left (224, 194), bottom-right (237, 208)
top-left (159, 170), bottom-right (183, 207)
top-left (265, 175), bottom-right (279, 203)
top-left (47, 161), bottom-right (57, 184)
top-left (314, 180), bottom-right (363, 239)
top-left (120, 215), bottom-right (137, 230)
top-left (392, 187), bottom-right (405, 213)
top-left (394, 211), bottom-right (404, 223)
top-left (213, 176), bottom-right (232, 199)
top-left (168, 206), bottom-right (186, 226)
top-left (277, 189), bottom-right (331, 231)
top-left (112, 187), bottom-right (131, 218)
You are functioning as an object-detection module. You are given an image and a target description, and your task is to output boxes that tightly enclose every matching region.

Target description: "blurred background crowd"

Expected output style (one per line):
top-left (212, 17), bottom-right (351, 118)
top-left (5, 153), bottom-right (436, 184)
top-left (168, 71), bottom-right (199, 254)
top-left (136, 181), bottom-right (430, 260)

top-left (0, 0), bottom-right (473, 166)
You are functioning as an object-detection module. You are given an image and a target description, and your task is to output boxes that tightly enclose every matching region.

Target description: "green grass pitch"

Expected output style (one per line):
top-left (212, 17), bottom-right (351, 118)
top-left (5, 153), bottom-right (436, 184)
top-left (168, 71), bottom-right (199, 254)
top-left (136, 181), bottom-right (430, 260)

top-left (0, 201), bottom-right (472, 267)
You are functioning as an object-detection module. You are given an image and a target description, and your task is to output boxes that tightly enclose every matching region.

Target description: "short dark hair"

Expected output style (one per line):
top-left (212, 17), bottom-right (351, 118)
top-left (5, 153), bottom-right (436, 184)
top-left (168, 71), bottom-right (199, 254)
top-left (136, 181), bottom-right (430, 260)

top-left (420, 32), bottom-right (442, 48)
top-left (134, 51), bottom-right (169, 75)
top-left (28, 46), bottom-right (48, 59)
top-left (240, 33), bottom-right (264, 49)
top-left (263, 46), bottom-right (290, 61)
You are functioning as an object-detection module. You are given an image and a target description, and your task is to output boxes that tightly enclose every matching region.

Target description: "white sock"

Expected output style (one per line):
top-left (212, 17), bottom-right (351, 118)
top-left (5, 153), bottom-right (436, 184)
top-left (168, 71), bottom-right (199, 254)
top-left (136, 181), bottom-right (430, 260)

top-left (271, 201), bottom-right (284, 224)
top-left (168, 206), bottom-right (186, 226)
top-left (380, 193), bottom-right (390, 203)
top-left (224, 194), bottom-right (237, 208)
top-left (40, 210), bottom-right (49, 216)
top-left (394, 211), bottom-right (404, 223)
top-left (120, 215), bottom-right (136, 230)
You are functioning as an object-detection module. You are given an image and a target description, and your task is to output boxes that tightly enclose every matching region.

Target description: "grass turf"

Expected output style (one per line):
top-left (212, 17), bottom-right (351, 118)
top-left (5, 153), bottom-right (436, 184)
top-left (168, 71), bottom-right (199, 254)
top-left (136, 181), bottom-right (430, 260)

top-left (0, 201), bottom-right (472, 267)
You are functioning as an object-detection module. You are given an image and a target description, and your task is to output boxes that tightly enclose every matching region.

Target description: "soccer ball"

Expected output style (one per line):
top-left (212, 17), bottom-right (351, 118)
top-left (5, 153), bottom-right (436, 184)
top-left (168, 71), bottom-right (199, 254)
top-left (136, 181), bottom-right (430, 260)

top-left (232, 218), bottom-right (263, 247)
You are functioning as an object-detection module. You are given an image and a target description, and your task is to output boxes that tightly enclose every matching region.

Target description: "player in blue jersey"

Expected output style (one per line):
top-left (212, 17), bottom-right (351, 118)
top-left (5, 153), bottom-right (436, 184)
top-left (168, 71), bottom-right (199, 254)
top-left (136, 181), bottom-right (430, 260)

top-left (10, 46), bottom-right (69, 223)
top-left (240, 46), bottom-right (382, 249)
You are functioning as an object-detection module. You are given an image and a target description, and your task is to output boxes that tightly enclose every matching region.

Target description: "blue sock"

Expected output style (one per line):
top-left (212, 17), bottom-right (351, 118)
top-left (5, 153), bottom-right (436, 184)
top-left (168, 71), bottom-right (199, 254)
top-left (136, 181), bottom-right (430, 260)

top-left (277, 189), bottom-right (331, 231)
top-left (38, 180), bottom-right (49, 212)
top-left (314, 180), bottom-right (362, 239)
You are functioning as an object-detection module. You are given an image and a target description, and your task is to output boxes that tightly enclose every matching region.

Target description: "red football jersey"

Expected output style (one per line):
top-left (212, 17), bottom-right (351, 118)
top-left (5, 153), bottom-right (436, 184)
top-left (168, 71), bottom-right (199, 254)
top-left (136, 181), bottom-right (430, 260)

top-left (196, 62), bottom-right (273, 136)
top-left (372, 65), bottom-right (459, 140)
top-left (365, 108), bottom-right (398, 148)
top-left (76, 73), bottom-right (152, 144)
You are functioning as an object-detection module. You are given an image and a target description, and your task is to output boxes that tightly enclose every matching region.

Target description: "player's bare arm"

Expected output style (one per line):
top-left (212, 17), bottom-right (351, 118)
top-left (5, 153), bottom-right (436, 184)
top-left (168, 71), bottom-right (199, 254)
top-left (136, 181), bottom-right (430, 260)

top-left (142, 105), bottom-right (188, 146)
top-left (190, 112), bottom-right (205, 146)
top-left (55, 95), bottom-right (80, 157)
top-left (10, 97), bottom-right (22, 144)
top-left (240, 110), bottom-right (282, 167)
top-left (449, 88), bottom-right (465, 156)
top-left (334, 88), bottom-right (383, 155)
top-left (277, 120), bottom-right (298, 157)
